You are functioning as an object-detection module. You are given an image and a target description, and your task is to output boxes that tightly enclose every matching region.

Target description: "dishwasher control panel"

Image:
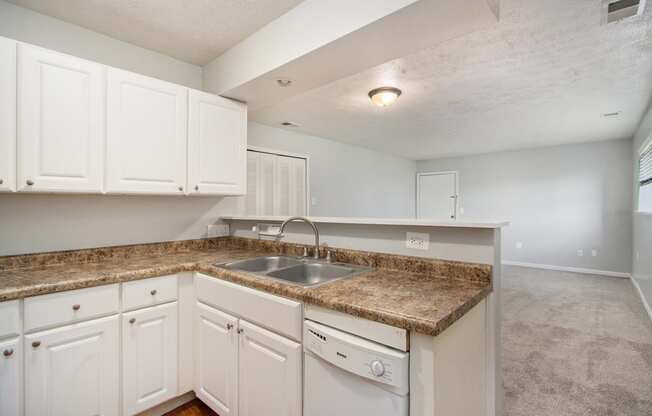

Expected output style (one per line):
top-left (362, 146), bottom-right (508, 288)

top-left (304, 320), bottom-right (409, 394)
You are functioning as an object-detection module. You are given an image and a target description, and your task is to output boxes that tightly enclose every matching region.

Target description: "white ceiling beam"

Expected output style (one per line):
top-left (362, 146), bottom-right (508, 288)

top-left (203, 0), bottom-right (500, 110)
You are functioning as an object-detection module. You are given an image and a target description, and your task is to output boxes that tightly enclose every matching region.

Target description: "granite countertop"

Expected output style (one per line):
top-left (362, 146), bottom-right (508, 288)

top-left (0, 238), bottom-right (492, 337)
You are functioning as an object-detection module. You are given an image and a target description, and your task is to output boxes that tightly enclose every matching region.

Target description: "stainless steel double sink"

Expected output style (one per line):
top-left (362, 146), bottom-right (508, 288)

top-left (216, 256), bottom-right (371, 287)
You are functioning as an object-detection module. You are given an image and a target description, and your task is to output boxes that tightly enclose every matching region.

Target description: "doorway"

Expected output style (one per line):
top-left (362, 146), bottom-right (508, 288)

top-left (416, 171), bottom-right (458, 219)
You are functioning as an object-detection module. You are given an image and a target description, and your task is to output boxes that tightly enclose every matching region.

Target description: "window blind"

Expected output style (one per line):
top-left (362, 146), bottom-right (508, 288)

top-left (640, 145), bottom-right (652, 187)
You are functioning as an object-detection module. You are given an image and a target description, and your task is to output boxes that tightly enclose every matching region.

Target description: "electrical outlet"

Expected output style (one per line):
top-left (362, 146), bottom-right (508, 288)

top-left (591, 249), bottom-right (598, 257)
top-left (207, 224), bottom-right (229, 237)
top-left (406, 232), bottom-right (429, 250)
top-left (515, 241), bottom-right (523, 249)
top-left (577, 249), bottom-right (584, 257)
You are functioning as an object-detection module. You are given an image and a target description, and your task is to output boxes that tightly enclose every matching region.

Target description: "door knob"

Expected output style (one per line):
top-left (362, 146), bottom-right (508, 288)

top-left (26, 179), bottom-right (34, 186)
top-left (3, 349), bottom-right (13, 357)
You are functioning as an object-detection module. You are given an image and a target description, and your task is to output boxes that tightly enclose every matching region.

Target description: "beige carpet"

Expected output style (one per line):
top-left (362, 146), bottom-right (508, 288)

top-left (502, 266), bottom-right (652, 416)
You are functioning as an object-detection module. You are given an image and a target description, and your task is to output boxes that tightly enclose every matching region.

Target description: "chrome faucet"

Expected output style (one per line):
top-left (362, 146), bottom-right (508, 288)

top-left (276, 216), bottom-right (320, 259)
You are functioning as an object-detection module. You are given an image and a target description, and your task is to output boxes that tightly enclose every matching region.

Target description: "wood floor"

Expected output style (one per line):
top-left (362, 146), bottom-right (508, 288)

top-left (164, 399), bottom-right (218, 416)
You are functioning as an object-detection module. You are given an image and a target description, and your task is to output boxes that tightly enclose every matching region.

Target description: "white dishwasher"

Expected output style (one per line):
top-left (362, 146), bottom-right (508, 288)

top-left (303, 320), bottom-right (409, 416)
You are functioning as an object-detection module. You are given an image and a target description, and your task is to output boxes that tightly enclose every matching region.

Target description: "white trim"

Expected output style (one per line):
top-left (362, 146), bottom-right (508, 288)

top-left (221, 215), bottom-right (509, 228)
top-left (416, 171), bottom-right (459, 220)
top-left (631, 277), bottom-right (652, 322)
top-left (502, 260), bottom-right (631, 278)
top-left (246, 146), bottom-right (311, 216)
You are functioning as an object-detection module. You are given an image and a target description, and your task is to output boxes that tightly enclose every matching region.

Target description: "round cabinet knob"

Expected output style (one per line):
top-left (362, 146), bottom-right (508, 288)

top-left (129, 318), bottom-right (136, 324)
top-left (370, 360), bottom-right (385, 377)
top-left (226, 323), bottom-right (233, 330)
top-left (26, 179), bottom-right (34, 186)
top-left (150, 289), bottom-right (157, 296)
top-left (178, 186), bottom-right (184, 192)
top-left (72, 304), bottom-right (81, 311)
top-left (32, 341), bottom-right (41, 348)
top-left (3, 349), bottom-right (13, 357)
top-left (0, 179), bottom-right (3, 185)
top-left (195, 185), bottom-right (199, 191)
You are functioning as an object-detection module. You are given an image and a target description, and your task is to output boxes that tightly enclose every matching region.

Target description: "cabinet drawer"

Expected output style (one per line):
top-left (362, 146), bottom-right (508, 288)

top-left (0, 300), bottom-right (20, 338)
top-left (122, 275), bottom-right (178, 312)
top-left (195, 273), bottom-right (302, 341)
top-left (24, 284), bottom-right (119, 332)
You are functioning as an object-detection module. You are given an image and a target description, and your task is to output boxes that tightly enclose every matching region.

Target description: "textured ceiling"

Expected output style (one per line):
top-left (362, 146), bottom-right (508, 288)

top-left (7, 0), bottom-right (303, 65)
top-left (251, 0), bottom-right (652, 160)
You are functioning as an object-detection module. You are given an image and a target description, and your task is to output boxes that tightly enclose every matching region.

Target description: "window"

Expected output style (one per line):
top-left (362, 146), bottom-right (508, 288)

top-left (639, 141), bottom-right (652, 212)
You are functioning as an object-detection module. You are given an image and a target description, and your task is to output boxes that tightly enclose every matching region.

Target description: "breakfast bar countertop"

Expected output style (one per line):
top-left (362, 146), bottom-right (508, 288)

top-left (0, 237), bottom-right (492, 337)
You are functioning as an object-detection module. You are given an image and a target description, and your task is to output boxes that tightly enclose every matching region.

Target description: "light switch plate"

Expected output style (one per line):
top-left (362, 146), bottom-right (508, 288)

top-left (406, 232), bottom-right (429, 250)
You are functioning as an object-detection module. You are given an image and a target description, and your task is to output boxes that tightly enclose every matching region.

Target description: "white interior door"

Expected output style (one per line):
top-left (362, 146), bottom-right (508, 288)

top-left (245, 150), bottom-right (307, 216)
top-left (417, 172), bottom-right (458, 219)
top-left (18, 44), bottom-right (105, 193)
top-left (122, 302), bottom-right (178, 416)
top-left (188, 89), bottom-right (247, 195)
top-left (0, 36), bottom-right (16, 192)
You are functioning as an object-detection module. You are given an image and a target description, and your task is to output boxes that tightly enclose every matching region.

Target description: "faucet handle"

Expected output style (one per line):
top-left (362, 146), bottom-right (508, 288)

top-left (302, 247), bottom-right (308, 257)
top-left (325, 250), bottom-right (333, 263)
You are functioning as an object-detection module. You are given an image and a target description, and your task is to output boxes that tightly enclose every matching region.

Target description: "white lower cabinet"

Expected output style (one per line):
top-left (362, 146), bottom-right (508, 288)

top-left (123, 302), bottom-right (178, 416)
top-left (195, 301), bottom-right (238, 416)
top-left (24, 315), bottom-right (120, 416)
top-left (238, 319), bottom-right (302, 416)
top-left (194, 300), bottom-right (302, 416)
top-left (0, 337), bottom-right (21, 416)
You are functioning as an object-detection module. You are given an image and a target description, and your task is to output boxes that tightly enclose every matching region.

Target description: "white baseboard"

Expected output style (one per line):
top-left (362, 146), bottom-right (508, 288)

top-left (502, 260), bottom-right (631, 278)
top-left (631, 277), bottom-right (652, 322)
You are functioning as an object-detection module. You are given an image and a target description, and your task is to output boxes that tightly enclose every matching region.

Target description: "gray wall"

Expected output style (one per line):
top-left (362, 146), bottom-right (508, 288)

top-left (0, 0), bottom-right (202, 88)
top-left (417, 139), bottom-right (633, 274)
top-left (246, 122), bottom-right (416, 218)
top-left (633, 103), bottom-right (652, 306)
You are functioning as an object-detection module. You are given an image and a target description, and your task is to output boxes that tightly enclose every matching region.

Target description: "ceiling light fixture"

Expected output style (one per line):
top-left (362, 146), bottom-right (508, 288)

top-left (368, 87), bottom-right (402, 107)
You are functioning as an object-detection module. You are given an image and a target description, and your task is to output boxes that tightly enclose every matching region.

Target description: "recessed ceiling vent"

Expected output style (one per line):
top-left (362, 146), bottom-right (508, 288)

top-left (603, 0), bottom-right (644, 24)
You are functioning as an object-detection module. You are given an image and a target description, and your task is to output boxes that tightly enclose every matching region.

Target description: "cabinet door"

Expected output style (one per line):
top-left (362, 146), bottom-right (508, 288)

top-left (106, 67), bottom-right (187, 194)
top-left (194, 301), bottom-right (238, 416)
top-left (188, 90), bottom-right (246, 196)
top-left (24, 315), bottom-right (119, 416)
top-left (238, 319), bottom-right (301, 416)
top-left (123, 302), bottom-right (178, 415)
top-left (0, 37), bottom-right (16, 192)
top-left (17, 44), bottom-right (105, 193)
top-left (0, 337), bottom-right (21, 416)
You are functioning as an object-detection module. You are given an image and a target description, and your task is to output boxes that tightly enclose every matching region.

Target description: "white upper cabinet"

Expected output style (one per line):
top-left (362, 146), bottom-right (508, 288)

top-left (24, 315), bottom-right (120, 416)
top-left (188, 90), bottom-right (246, 195)
top-left (106, 68), bottom-right (188, 195)
top-left (122, 302), bottom-right (178, 416)
top-left (0, 37), bottom-right (16, 193)
top-left (17, 44), bottom-right (105, 193)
